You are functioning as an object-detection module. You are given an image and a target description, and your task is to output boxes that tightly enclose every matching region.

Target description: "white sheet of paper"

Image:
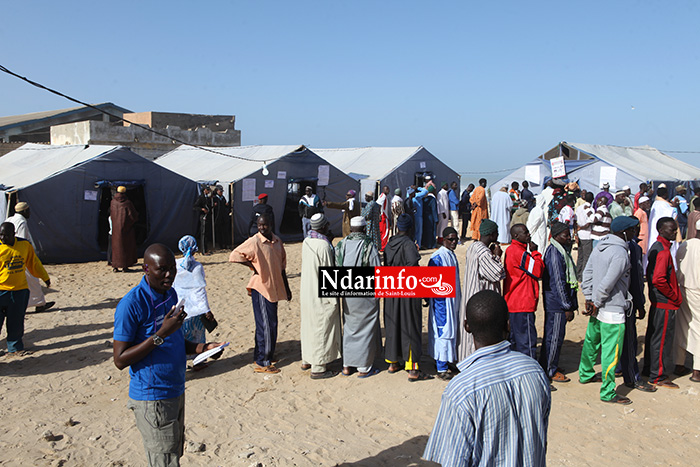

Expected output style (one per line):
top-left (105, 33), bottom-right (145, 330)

top-left (419, 161), bottom-right (426, 169)
top-left (550, 156), bottom-right (566, 178)
top-left (193, 342), bottom-right (229, 366)
top-left (599, 166), bottom-right (617, 189)
top-left (241, 178), bottom-right (256, 201)
top-left (277, 171), bottom-right (287, 179)
top-left (84, 190), bottom-right (98, 201)
top-left (524, 165), bottom-right (540, 184)
top-left (265, 180), bottom-right (274, 188)
top-left (317, 165), bottom-right (330, 186)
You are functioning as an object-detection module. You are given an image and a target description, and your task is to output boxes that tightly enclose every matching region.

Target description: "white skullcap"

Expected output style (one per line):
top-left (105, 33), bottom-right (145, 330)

top-left (350, 216), bottom-right (367, 227)
top-left (658, 183), bottom-right (666, 188)
top-left (696, 219), bottom-right (700, 230)
top-left (622, 185), bottom-right (630, 191)
top-left (639, 196), bottom-right (650, 203)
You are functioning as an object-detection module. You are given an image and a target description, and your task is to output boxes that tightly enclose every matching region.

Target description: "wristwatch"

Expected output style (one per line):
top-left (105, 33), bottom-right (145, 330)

top-left (152, 334), bottom-right (164, 346)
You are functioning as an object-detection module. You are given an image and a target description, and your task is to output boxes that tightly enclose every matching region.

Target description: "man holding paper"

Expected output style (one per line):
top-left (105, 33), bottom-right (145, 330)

top-left (113, 244), bottom-right (225, 467)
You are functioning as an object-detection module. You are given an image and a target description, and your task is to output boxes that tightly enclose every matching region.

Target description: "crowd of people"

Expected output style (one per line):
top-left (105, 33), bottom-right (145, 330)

top-left (4, 175), bottom-right (700, 465)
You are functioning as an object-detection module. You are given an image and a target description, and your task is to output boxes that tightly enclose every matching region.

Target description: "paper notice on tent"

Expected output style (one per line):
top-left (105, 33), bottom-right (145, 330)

top-left (419, 161), bottom-right (426, 169)
top-left (550, 156), bottom-right (566, 178)
top-left (83, 190), bottom-right (98, 201)
top-left (599, 166), bottom-right (617, 189)
top-left (277, 171), bottom-right (286, 179)
top-left (264, 180), bottom-right (274, 188)
top-left (242, 178), bottom-right (256, 201)
top-left (524, 165), bottom-right (540, 184)
top-left (317, 165), bottom-right (330, 186)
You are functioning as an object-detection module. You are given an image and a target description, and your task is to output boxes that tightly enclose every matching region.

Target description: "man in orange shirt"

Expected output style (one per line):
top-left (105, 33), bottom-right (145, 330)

top-left (470, 178), bottom-right (489, 241)
top-left (230, 214), bottom-right (292, 374)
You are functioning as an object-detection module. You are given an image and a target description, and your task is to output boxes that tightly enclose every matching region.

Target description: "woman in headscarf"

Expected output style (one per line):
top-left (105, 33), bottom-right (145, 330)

top-left (172, 235), bottom-right (216, 368)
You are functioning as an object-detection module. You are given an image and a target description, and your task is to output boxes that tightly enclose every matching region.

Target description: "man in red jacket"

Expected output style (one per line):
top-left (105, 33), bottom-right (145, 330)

top-left (504, 223), bottom-right (544, 360)
top-left (644, 217), bottom-right (682, 389)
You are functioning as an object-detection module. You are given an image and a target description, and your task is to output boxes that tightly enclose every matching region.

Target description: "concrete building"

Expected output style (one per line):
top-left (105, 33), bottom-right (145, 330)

top-left (52, 111), bottom-right (242, 160)
top-left (0, 105), bottom-right (242, 159)
top-left (0, 103), bottom-right (129, 156)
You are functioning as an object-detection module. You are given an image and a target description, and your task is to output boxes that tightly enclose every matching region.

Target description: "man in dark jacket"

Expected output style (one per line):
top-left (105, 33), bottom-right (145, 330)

top-left (458, 184), bottom-right (474, 243)
top-left (620, 218), bottom-right (656, 392)
top-left (383, 213), bottom-right (432, 382)
top-left (193, 185), bottom-right (212, 254)
top-left (643, 217), bottom-right (682, 389)
top-left (539, 221), bottom-right (578, 385)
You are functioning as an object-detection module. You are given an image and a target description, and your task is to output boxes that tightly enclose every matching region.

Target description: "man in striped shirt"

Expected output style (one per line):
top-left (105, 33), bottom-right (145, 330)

top-left (424, 290), bottom-right (550, 466)
top-left (591, 197), bottom-right (612, 246)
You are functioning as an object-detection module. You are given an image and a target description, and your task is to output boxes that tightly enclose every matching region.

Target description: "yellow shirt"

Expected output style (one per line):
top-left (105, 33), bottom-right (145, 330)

top-left (0, 238), bottom-right (49, 291)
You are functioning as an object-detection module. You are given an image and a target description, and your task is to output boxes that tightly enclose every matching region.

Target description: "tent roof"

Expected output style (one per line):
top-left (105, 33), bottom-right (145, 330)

top-left (564, 142), bottom-right (700, 182)
top-left (311, 147), bottom-right (423, 182)
top-left (155, 145), bottom-right (308, 184)
top-left (0, 143), bottom-right (122, 190)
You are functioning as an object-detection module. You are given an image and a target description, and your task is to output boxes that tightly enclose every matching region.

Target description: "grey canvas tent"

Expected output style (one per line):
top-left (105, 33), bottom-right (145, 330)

top-left (0, 143), bottom-right (199, 263)
top-left (311, 146), bottom-right (460, 197)
top-left (155, 145), bottom-right (360, 244)
top-left (493, 142), bottom-right (700, 196)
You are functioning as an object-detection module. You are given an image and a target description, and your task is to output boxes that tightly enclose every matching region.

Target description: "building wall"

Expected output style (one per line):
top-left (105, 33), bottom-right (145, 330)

top-left (51, 120), bottom-right (241, 160)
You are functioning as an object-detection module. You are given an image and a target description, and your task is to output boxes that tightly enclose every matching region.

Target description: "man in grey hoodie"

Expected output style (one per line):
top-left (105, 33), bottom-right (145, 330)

top-left (579, 216), bottom-right (640, 405)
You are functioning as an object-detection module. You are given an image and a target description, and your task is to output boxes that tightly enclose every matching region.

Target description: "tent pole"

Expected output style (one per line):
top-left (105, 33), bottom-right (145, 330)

top-left (234, 183), bottom-right (236, 249)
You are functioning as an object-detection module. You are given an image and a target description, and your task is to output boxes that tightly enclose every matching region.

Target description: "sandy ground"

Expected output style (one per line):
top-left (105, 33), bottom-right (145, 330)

top-left (1, 239), bottom-right (699, 466)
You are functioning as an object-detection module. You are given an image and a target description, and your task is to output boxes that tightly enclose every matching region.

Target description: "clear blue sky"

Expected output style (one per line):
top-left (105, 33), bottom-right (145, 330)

top-left (2, 1), bottom-right (699, 181)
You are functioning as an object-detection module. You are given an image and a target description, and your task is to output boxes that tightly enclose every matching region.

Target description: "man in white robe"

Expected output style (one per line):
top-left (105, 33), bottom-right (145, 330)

top-left (436, 183), bottom-right (451, 244)
top-left (490, 185), bottom-right (513, 244)
top-left (300, 214), bottom-right (341, 379)
top-left (675, 219), bottom-right (700, 382)
top-left (390, 189), bottom-right (404, 235)
top-left (6, 202), bottom-right (55, 312)
top-left (647, 184), bottom-right (678, 268)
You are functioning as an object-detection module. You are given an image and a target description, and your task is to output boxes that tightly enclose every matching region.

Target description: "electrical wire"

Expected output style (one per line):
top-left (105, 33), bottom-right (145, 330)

top-left (0, 64), bottom-right (270, 163)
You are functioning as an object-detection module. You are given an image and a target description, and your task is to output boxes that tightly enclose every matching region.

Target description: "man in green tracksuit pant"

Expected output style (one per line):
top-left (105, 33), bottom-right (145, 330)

top-left (579, 216), bottom-right (640, 405)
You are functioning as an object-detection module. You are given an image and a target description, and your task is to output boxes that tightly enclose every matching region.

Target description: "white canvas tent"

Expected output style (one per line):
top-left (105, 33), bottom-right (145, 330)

top-left (0, 143), bottom-right (199, 263)
top-left (493, 142), bottom-right (700, 195)
top-left (311, 146), bottom-right (460, 196)
top-left (156, 145), bottom-right (359, 243)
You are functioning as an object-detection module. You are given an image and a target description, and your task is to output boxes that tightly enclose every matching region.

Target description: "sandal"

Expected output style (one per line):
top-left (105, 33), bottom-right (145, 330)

top-left (437, 372), bottom-right (453, 381)
top-left (357, 368), bottom-right (380, 379)
top-left (625, 381), bottom-right (657, 392)
top-left (387, 364), bottom-right (402, 374)
top-left (310, 370), bottom-right (337, 380)
top-left (342, 367), bottom-right (354, 376)
top-left (653, 380), bottom-right (679, 389)
top-left (602, 395), bottom-right (632, 405)
top-left (551, 371), bottom-right (571, 383)
top-left (300, 363), bottom-right (311, 371)
top-left (407, 371), bottom-right (434, 382)
top-left (253, 364), bottom-right (280, 374)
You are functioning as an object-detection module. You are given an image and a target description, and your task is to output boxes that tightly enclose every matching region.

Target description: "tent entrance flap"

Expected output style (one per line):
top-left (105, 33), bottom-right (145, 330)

top-left (97, 183), bottom-right (149, 253)
top-left (280, 178), bottom-right (317, 236)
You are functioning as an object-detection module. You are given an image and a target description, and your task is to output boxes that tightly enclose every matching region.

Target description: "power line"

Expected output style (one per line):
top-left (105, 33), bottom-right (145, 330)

top-left (0, 64), bottom-right (271, 163)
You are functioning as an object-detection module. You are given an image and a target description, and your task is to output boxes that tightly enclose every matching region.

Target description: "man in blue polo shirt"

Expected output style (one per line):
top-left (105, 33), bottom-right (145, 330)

top-left (113, 244), bottom-right (224, 466)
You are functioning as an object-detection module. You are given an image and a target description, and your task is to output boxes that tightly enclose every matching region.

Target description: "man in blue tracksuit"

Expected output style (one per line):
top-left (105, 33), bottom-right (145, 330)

top-left (540, 221), bottom-right (578, 386)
